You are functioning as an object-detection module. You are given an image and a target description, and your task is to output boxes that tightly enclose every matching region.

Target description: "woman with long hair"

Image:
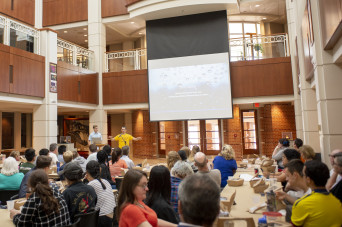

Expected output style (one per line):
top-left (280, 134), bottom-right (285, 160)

top-left (117, 169), bottom-right (176, 227)
top-left (0, 157), bottom-right (24, 190)
top-left (97, 150), bottom-right (115, 186)
top-left (213, 144), bottom-right (237, 188)
top-left (145, 166), bottom-right (179, 224)
top-left (166, 151), bottom-right (181, 171)
top-left (10, 169), bottom-right (71, 226)
top-left (86, 160), bottom-right (116, 227)
top-left (109, 147), bottom-right (127, 181)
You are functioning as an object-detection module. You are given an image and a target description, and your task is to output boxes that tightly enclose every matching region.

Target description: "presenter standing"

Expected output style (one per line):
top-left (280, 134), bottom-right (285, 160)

top-left (88, 125), bottom-right (102, 145)
top-left (111, 126), bottom-right (142, 148)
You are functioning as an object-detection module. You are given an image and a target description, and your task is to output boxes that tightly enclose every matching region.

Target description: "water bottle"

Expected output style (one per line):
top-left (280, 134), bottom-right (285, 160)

top-left (258, 215), bottom-right (267, 227)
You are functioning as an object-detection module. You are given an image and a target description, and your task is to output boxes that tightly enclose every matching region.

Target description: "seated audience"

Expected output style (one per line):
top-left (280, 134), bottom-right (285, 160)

top-left (326, 149), bottom-right (342, 190)
top-left (10, 170), bottom-right (71, 226)
top-left (272, 138), bottom-right (290, 169)
top-left (49, 143), bottom-right (59, 165)
top-left (85, 161), bottom-right (116, 227)
top-left (103, 145), bottom-right (112, 159)
top-left (19, 148), bottom-right (36, 175)
top-left (178, 150), bottom-right (187, 162)
top-left (71, 150), bottom-right (87, 172)
top-left (213, 144), bottom-right (237, 188)
top-left (166, 151), bottom-right (181, 171)
top-left (57, 145), bottom-right (67, 163)
top-left (18, 155), bottom-right (53, 198)
top-left (61, 162), bottom-right (97, 222)
top-left (179, 146), bottom-right (190, 159)
top-left (97, 150), bottom-right (115, 186)
top-left (330, 152), bottom-right (342, 203)
top-left (299, 145), bottom-right (316, 162)
top-left (145, 165), bottom-right (179, 224)
top-left (194, 152), bottom-right (221, 187)
top-left (291, 161), bottom-right (342, 227)
top-left (39, 148), bottom-right (49, 156)
top-left (120, 146), bottom-right (135, 169)
top-left (117, 169), bottom-right (176, 227)
top-left (178, 174), bottom-right (220, 227)
top-left (87, 144), bottom-right (98, 162)
top-left (109, 147), bottom-right (127, 181)
top-left (187, 145), bottom-right (200, 172)
top-left (170, 160), bottom-right (193, 215)
top-left (58, 150), bottom-right (73, 180)
top-left (9, 150), bottom-right (21, 161)
top-left (293, 138), bottom-right (303, 150)
top-left (0, 157), bottom-right (24, 190)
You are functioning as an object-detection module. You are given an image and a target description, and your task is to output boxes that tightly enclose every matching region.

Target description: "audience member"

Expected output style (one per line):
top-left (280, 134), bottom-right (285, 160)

top-left (18, 155), bottom-right (53, 198)
top-left (330, 153), bottom-right (342, 203)
top-left (170, 160), bottom-right (194, 215)
top-left (61, 162), bottom-right (97, 222)
top-left (117, 169), bottom-right (176, 227)
top-left (166, 151), bottom-right (181, 170)
top-left (103, 144), bottom-right (112, 158)
top-left (58, 150), bottom-right (73, 180)
top-left (57, 145), bottom-right (67, 163)
top-left (9, 150), bottom-right (21, 161)
top-left (87, 144), bottom-right (98, 162)
top-left (71, 150), bottom-right (87, 172)
top-left (272, 138), bottom-right (290, 169)
top-left (19, 148), bottom-right (36, 175)
top-left (0, 157), bottom-right (24, 190)
top-left (49, 143), bottom-right (59, 165)
top-left (109, 147), bottom-right (127, 181)
top-left (178, 174), bottom-right (220, 227)
top-left (326, 149), bottom-right (342, 190)
top-left (10, 170), bottom-right (71, 226)
top-left (213, 144), bottom-right (237, 188)
top-left (85, 161), bottom-right (116, 227)
top-left (120, 146), bottom-right (135, 169)
top-left (97, 150), bottom-right (115, 186)
top-left (39, 148), bottom-right (49, 156)
top-left (145, 165), bottom-right (179, 224)
top-left (293, 138), bottom-right (303, 150)
top-left (299, 145), bottom-right (316, 162)
top-left (179, 146), bottom-right (190, 159)
top-left (194, 152), bottom-right (221, 187)
top-left (178, 150), bottom-right (187, 161)
top-left (187, 145), bottom-right (200, 172)
top-left (291, 161), bottom-right (342, 227)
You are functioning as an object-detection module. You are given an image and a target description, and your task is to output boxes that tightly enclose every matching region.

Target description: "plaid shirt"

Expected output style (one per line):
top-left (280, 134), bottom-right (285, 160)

top-left (170, 176), bottom-right (182, 215)
top-left (13, 189), bottom-right (71, 227)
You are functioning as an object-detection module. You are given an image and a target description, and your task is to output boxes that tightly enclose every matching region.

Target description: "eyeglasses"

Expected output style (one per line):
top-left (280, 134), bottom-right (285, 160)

top-left (138, 184), bottom-right (148, 189)
top-left (329, 153), bottom-right (342, 158)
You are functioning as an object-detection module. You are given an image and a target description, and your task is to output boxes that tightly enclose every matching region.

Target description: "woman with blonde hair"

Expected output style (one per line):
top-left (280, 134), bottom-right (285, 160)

top-left (187, 145), bottom-right (200, 172)
top-left (213, 144), bottom-right (237, 188)
top-left (166, 151), bottom-right (181, 170)
top-left (299, 145), bottom-right (316, 162)
top-left (9, 150), bottom-right (21, 161)
top-left (0, 157), bottom-right (24, 190)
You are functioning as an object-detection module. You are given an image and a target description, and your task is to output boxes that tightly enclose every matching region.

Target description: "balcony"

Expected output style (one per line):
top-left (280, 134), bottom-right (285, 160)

top-left (105, 48), bottom-right (147, 73)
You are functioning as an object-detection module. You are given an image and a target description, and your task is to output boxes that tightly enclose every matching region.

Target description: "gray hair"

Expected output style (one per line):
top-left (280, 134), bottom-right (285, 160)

top-left (335, 152), bottom-right (342, 166)
top-left (122, 146), bottom-right (130, 156)
top-left (1, 157), bottom-right (19, 176)
top-left (194, 152), bottom-right (207, 168)
top-left (178, 174), bottom-right (220, 226)
top-left (171, 160), bottom-right (193, 179)
top-left (49, 143), bottom-right (58, 152)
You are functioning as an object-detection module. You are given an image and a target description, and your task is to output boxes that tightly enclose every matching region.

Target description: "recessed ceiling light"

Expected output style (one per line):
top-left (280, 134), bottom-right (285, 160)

top-left (85, 40), bottom-right (88, 42)
top-left (84, 34), bottom-right (87, 37)
top-left (64, 31), bottom-right (68, 33)
top-left (83, 28), bottom-right (87, 30)
top-left (139, 32), bottom-right (143, 35)
top-left (255, 4), bottom-right (260, 7)
top-left (263, 17), bottom-right (267, 20)
top-left (130, 22), bottom-right (135, 24)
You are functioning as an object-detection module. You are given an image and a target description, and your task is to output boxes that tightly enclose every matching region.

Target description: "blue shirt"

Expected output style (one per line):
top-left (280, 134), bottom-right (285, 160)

top-left (213, 156), bottom-right (237, 188)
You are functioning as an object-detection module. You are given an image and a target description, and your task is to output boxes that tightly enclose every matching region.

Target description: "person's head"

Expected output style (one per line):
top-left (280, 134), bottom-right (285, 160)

top-left (24, 148), bottom-right (36, 162)
top-left (329, 149), bottom-right (342, 166)
top-left (97, 150), bottom-right (108, 164)
top-left (299, 145), bottom-right (316, 161)
top-left (180, 146), bottom-right (190, 158)
top-left (121, 126), bottom-right (127, 134)
top-left (178, 174), bottom-right (220, 226)
top-left (111, 147), bottom-right (122, 164)
top-left (178, 150), bottom-right (187, 161)
top-left (333, 153), bottom-right (342, 175)
top-left (282, 149), bottom-right (301, 165)
top-left (58, 145), bottom-right (66, 155)
top-left (63, 151), bottom-right (73, 164)
top-left (117, 169), bottom-right (148, 219)
top-left (145, 165), bottom-right (171, 207)
top-left (9, 150), bottom-right (20, 161)
top-left (89, 144), bottom-right (97, 153)
top-left (86, 160), bottom-right (107, 189)
top-left (62, 162), bottom-right (84, 184)
top-left (1, 157), bottom-right (19, 176)
top-left (36, 155), bottom-right (52, 172)
top-left (71, 150), bottom-right (79, 159)
top-left (194, 152), bottom-right (208, 170)
top-left (304, 161), bottom-right (330, 188)
top-left (103, 145), bottom-right (112, 156)
top-left (192, 145), bottom-right (200, 154)
top-left (294, 138), bottom-right (303, 150)
top-left (171, 160), bottom-right (194, 179)
top-left (220, 144), bottom-right (235, 160)
top-left (122, 146), bottom-right (130, 156)
top-left (39, 148), bottom-right (49, 156)
top-left (49, 143), bottom-right (58, 154)
top-left (93, 125), bottom-right (98, 133)
top-left (278, 138), bottom-right (285, 147)
top-left (28, 169), bottom-right (59, 215)
top-left (166, 151), bottom-right (181, 170)
top-left (284, 159), bottom-right (304, 187)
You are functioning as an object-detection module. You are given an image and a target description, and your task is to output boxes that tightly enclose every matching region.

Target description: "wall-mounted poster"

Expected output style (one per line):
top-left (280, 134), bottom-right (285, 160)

top-left (50, 63), bottom-right (57, 92)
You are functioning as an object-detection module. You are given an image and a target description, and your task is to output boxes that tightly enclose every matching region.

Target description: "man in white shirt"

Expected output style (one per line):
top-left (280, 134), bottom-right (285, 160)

top-left (120, 146), bottom-right (135, 169)
top-left (88, 125), bottom-right (102, 145)
top-left (326, 149), bottom-right (342, 190)
top-left (49, 143), bottom-right (58, 165)
top-left (87, 144), bottom-right (98, 162)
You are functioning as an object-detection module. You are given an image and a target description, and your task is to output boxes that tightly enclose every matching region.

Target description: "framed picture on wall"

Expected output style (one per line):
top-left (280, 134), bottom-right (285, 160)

top-left (49, 63), bottom-right (57, 93)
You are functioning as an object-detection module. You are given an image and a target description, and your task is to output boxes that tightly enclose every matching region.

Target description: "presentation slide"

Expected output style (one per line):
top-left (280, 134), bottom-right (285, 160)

top-left (148, 53), bottom-right (232, 121)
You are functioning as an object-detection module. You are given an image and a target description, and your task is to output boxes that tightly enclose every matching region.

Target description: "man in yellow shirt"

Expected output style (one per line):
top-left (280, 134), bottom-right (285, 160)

top-left (112, 126), bottom-right (142, 148)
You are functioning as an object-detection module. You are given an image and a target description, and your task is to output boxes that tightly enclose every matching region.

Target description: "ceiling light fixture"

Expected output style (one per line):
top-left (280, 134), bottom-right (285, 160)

top-left (83, 28), bottom-right (87, 30)
top-left (84, 34), bottom-right (87, 37)
top-left (64, 31), bottom-right (68, 33)
top-left (139, 32), bottom-right (143, 35)
top-left (130, 22), bottom-right (135, 24)
top-left (255, 4), bottom-right (260, 7)
top-left (85, 40), bottom-right (88, 42)
top-left (263, 17), bottom-right (267, 20)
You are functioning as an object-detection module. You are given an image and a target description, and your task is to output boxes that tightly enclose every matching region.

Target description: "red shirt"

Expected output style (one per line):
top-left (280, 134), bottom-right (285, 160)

top-left (109, 160), bottom-right (127, 181)
top-left (119, 202), bottom-right (158, 227)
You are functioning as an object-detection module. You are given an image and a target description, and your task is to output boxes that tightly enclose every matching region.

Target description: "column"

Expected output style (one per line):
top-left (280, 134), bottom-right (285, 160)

top-left (33, 30), bottom-right (58, 151)
top-left (0, 112), bottom-right (2, 150)
top-left (14, 112), bottom-right (21, 149)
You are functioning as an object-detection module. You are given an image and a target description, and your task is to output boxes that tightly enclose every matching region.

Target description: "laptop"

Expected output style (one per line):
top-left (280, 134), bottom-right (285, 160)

top-left (92, 137), bottom-right (102, 145)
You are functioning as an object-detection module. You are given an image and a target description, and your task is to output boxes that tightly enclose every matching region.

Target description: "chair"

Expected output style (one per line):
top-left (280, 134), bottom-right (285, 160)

top-left (74, 208), bottom-right (100, 227)
top-left (0, 190), bottom-right (19, 205)
top-left (63, 218), bottom-right (81, 227)
top-left (115, 177), bottom-right (123, 191)
top-left (216, 217), bottom-right (255, 227)
top-left (221, 190), bottom-right (236, 213)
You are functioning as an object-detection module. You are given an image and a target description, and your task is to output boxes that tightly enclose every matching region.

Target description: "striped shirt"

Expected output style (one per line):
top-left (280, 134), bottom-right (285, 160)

top-left (88, 179), bottom-right (116, 216)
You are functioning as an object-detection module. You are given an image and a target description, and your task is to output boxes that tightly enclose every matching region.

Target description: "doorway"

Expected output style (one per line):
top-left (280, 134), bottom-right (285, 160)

top-left (241, 110), bottom-right (259, 155)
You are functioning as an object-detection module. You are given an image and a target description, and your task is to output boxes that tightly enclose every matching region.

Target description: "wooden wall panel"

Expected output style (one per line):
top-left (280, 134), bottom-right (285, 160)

top-left (230, 57), bottom-right (293, 98)
top-left (0, 0), bottom-right (35, 26)
top-left (319, 0), bottom-right (342, 50)
top-left (79, 73), bottom-right (98, 104)
top-left (103, 70), bottom-right (148, 105)
top-left (102, 0), bottom-right (128, 18)
top-left (126, 0), bottom-right (143, 6)
top-left (0, 44), bottom-right (10, 93)
top-left (43, 0), bottom-right (88, 26)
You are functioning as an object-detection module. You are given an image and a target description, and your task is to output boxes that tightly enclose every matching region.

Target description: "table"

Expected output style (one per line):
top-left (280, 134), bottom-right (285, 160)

top-left (0, 209), bottom-right (14, 227)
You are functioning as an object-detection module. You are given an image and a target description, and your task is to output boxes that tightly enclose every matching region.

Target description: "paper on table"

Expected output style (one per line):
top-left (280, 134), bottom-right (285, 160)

top-left (239, 174), bottom-right (255, 181)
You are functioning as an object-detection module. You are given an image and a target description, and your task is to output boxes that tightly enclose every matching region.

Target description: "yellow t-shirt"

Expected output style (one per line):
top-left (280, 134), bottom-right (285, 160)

top-left (291, 190), bottom-right (342, 227)
top-left (114, 133), bottom-right (134, 148)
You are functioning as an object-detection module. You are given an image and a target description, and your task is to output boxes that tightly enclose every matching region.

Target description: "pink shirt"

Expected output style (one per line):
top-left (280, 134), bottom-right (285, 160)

top-left (109, 159), bottom-right (127, 181)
